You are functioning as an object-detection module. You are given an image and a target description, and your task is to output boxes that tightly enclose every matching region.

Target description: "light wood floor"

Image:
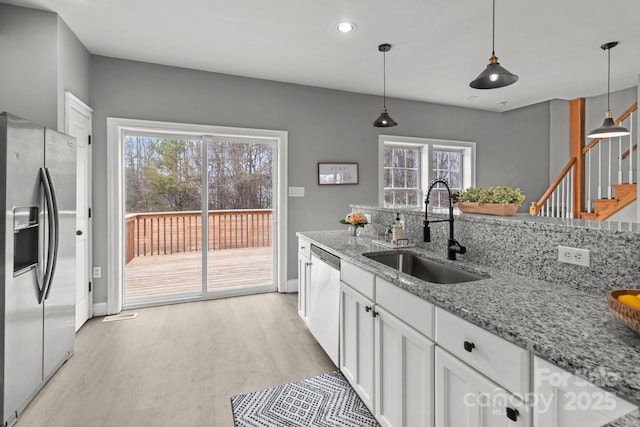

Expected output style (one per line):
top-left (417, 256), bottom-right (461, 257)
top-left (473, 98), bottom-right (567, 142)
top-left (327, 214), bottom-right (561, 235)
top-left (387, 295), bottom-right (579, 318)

top-left (15, 293), bottom-right (335, 427)
top-left (125, 247), bottom-right (273, 300)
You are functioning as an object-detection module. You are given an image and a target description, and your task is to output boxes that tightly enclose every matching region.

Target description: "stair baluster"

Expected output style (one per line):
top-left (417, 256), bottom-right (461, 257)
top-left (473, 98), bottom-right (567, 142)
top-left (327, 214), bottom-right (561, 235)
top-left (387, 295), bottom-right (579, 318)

top-left (568, 168), bottom-right (574, 218)
top-left (586, 150), bottom-right (592, 213)
top-left (598, 141), bottom-right (602, 200)
top-left (618, 135), bottom-right (623, 185)
top-left (629, 111), bottom-right (634, 185)
top-left (607, 137), bottom-right (612, 199)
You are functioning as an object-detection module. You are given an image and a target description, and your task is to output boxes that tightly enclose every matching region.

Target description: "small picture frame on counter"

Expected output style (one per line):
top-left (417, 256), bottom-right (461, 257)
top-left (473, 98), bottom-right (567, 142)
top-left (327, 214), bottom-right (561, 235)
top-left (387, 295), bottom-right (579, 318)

top-left (318, 162), bottom-right (358, 185)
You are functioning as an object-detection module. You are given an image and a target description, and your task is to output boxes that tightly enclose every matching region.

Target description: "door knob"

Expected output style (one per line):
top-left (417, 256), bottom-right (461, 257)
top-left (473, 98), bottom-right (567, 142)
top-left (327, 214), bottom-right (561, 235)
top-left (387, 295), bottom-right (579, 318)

top-left (76, 230), bottom-right (83, 236)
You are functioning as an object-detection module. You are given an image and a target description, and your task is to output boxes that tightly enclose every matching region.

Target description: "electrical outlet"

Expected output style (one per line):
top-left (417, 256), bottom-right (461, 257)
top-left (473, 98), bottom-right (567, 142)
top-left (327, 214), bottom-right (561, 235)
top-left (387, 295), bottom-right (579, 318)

top-left (558, 246), bottom-right (590, 267)
top-left (93, 266), bottom-right (102, 278)
top-left (288, 187), bottom-right (305, 197)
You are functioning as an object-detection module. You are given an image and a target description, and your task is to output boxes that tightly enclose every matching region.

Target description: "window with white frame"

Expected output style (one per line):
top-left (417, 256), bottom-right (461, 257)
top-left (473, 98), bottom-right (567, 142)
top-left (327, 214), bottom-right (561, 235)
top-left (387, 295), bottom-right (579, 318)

top-left (430, 150), bottom-right (463, 208)
top-left (383, 146), bottom-right (421, 208)
top-left (379, 136), bottom-right (475, 210)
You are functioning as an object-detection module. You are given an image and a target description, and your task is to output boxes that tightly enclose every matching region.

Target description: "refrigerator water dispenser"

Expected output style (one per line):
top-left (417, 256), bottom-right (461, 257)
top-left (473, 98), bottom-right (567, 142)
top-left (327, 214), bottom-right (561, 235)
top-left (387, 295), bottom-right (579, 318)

top-left (13, 206), bottom-right (39, 275)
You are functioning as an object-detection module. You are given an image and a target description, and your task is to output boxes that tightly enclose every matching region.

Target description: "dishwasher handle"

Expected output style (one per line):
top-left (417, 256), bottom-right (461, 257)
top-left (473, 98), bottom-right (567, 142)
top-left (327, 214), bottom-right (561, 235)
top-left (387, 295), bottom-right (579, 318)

top-left (310, 244), bottom-right (340, 270)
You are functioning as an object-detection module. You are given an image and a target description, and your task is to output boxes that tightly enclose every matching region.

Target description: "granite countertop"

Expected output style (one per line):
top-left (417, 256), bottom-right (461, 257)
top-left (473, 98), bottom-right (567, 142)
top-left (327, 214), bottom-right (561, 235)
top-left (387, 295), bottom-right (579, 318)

top-left (297, 230), bottom-right (640, 427)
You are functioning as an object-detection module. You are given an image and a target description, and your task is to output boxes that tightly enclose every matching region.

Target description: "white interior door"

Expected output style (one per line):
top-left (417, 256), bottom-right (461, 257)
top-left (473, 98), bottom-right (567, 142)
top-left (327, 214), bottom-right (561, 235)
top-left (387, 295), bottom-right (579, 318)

top-left (65, 92), bottom-right (93, 331)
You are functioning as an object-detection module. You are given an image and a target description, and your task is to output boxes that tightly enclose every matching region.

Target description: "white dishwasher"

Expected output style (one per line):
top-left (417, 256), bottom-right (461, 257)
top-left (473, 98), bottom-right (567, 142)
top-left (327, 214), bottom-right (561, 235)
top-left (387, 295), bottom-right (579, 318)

top-left (308, 244), bottom-right (340, 366)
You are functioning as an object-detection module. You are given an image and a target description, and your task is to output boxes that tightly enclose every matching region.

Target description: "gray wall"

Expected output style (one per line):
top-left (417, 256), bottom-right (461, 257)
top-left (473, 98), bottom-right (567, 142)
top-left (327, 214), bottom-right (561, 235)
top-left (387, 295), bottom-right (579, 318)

top-left (0, 3), bottom-right (57, 128)
top-left (89, 55), bottom-right (551, 302)
top-left (56, 16), bottom-right (91, 131)
top-left (0, 4), bottom-right (90, 130)
top-left (548, 98), bottom-right (570, 180)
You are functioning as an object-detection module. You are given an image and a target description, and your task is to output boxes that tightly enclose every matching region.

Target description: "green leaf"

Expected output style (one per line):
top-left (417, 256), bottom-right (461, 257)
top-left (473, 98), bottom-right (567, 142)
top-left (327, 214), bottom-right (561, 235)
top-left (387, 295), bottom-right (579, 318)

top-left (459, 186), bottom-right (525, 206)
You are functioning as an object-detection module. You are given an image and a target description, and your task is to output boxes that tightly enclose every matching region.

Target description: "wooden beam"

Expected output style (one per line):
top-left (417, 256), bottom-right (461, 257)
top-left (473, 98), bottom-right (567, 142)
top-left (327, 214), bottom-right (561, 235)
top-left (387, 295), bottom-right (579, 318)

top-left (569, 98), bottom-right (585, 218)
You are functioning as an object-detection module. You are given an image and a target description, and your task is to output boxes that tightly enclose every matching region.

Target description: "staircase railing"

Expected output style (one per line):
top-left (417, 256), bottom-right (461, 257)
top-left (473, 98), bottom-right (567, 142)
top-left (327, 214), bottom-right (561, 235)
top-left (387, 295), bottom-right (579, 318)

top-left (530, 101), bottom-right (637, 219)
top-left (529, 157), bottom-right (576, 218)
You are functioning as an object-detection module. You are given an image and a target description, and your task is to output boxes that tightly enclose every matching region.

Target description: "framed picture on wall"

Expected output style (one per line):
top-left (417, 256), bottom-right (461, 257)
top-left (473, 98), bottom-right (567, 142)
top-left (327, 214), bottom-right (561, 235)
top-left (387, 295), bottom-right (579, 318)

top-left (318, 162), bottom-right (359, 185)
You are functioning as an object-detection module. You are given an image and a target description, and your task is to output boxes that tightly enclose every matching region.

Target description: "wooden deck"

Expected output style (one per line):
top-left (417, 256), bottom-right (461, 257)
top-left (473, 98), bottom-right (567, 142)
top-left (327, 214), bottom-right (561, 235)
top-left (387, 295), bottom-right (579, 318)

top-left (124, 247), bottom-right (273, 300)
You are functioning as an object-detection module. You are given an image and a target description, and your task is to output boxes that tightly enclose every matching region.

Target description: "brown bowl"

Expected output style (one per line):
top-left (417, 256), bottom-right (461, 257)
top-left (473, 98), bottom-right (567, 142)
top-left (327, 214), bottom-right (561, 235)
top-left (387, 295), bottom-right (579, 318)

top-left (608, 289), bottom-right (640, 335)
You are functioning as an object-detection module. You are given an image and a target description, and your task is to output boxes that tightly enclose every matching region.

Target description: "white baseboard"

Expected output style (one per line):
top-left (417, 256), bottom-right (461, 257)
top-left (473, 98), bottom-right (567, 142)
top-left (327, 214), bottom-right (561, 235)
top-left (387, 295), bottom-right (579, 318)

top-left (282, 278), bottom-right (298, 293)
top-left (92, 302), bottom-right (108, 317)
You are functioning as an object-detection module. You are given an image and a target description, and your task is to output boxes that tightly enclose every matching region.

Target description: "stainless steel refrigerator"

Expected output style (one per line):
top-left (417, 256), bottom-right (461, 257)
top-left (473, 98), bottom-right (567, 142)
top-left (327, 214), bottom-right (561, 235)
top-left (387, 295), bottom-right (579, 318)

top-left (1, 112), bottom-right (76, 426)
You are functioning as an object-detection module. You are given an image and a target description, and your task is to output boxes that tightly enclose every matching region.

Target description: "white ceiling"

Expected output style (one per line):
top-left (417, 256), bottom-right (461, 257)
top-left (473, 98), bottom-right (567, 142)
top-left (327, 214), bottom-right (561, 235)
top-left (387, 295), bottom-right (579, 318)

top-left (5, 0), bottom-right (640, 112)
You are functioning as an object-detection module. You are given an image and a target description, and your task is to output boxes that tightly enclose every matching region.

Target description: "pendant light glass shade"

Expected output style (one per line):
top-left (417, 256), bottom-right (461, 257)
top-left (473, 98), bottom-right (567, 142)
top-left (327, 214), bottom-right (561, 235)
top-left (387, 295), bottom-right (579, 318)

top-left (470, 0), bottom-right (518, 90)
top-left (587, 42), bottom-right (630, 139)
top-left (373, 43), bottom-right (397, 128)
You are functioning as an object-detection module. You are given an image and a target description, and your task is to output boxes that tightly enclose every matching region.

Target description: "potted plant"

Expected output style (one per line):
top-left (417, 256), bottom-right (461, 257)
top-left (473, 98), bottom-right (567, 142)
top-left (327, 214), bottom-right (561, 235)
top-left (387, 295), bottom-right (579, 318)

top-left (455, 186), bottom-right (525, 216)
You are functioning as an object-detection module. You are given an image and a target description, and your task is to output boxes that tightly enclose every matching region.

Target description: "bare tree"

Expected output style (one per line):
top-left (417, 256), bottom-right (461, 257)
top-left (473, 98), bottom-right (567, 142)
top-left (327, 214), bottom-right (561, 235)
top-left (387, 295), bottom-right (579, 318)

top-left (125, 136), bottom-right (273, 213)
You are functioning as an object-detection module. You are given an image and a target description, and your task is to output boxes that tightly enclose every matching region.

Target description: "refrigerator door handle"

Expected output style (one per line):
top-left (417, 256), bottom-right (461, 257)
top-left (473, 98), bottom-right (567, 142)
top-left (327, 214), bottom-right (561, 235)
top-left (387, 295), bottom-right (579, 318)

top-left (43, 167), bottom-right (60, 301)
top-left (39, 168), bottom-right (57, 303)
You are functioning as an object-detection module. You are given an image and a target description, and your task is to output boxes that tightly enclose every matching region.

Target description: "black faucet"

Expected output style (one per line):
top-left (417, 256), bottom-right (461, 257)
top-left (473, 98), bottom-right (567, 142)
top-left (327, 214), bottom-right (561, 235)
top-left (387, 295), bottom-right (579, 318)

top-left (424, 178), bottom-right (466, 260)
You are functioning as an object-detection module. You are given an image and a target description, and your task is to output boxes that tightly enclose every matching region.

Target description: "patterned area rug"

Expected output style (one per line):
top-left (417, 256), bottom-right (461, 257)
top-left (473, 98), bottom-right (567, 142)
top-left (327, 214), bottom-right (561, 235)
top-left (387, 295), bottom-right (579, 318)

top-left (230, 371), bottom-right (379, 426)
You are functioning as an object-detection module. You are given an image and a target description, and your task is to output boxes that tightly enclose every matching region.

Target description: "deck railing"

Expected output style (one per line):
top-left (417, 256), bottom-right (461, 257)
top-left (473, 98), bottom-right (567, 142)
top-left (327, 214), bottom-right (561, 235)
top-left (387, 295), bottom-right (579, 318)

top-left (125, 209), bottom-right (273, 264)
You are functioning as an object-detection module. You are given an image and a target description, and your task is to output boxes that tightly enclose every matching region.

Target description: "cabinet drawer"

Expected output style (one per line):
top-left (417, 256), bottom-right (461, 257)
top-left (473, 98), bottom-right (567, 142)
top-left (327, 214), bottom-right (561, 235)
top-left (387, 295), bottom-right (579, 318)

top-left (435, 307), bottom-right (529, 396)
top-left (376, 277), bottom-right (434, 340)
top-left (298, 237), bottom-right (311, 258)
top-left (341, 261), bottom-right (375, 300)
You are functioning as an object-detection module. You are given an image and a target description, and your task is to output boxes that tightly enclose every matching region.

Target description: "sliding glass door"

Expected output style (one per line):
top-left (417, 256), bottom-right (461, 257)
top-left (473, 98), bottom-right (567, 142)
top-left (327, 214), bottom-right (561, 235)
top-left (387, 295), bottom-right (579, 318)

top-left (123, 133), bottom-right (276, 307)
top-left (205, 137), bottom-right (275, 294)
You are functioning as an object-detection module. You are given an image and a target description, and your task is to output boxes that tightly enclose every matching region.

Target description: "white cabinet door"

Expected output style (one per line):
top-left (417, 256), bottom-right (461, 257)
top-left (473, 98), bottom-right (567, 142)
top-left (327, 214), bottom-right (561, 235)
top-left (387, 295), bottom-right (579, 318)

top-left (375, 306), bottom-right (435, 427)
top-left (340, 283), bottom-right (375, 411)
top-left (435, 347), bottom-right (531, 427)
top-left (533, 357), bottom-right (637, 427)
top-left (297, 251), bottom-right (311, 325)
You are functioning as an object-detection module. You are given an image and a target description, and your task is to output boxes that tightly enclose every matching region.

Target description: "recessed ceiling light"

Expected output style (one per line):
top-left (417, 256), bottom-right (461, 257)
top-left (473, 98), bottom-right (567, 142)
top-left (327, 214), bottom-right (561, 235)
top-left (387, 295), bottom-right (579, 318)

top-left (337, 21), bottom-right (356, 33)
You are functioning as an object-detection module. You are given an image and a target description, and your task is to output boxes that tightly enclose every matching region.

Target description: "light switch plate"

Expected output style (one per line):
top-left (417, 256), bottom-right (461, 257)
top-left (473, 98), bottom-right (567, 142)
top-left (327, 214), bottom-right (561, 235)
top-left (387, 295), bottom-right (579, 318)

top-left (558, 245), bottom-right (590, 267)
top-left (288, 187), bottom-right (305, 197)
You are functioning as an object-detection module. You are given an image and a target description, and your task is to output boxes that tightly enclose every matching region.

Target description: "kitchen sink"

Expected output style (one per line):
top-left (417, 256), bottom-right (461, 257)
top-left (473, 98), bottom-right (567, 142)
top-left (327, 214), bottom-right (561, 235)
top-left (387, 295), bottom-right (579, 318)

top-left (362, 251), bottom-right (487, 284)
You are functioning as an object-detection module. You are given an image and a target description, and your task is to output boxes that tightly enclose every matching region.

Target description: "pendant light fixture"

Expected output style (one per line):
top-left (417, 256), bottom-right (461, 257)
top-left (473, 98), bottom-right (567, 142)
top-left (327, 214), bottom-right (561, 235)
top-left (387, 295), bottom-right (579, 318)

top-left (587, 42), bottom-right (630, 139)
top-left (373, 43), bottom-right (398, 127)
top-left (470, 0), bottom-right (518, 89)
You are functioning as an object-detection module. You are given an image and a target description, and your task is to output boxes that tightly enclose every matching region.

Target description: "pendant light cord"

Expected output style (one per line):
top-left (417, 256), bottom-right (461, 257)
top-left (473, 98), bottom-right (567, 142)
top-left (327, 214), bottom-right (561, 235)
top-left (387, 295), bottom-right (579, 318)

top-left (607, 45), bottom-right (611, 112)
top-left (491, 0), bottom-right (496, 55)
top-left (383, 50), bottom-right (387, 108)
